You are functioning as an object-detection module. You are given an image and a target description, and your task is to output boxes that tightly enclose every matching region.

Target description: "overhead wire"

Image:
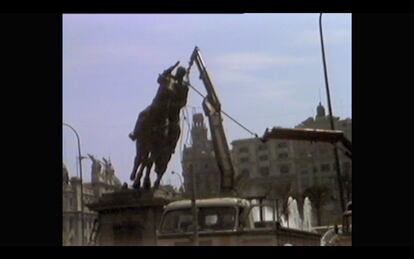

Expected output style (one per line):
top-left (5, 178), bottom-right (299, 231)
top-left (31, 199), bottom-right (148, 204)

top-left (184, 107), bottom-right (192, 145)
top-left (185, 81), bottom-right (259, 138)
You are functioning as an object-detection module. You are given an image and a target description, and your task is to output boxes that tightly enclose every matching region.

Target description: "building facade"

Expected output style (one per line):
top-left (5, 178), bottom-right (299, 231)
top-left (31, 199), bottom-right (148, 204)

top-left (62, 157), bottom-right (122, 246)
top-left (182, 113), bottom-right (221, 198)
top-left (180, 104), bottom-right (351, 226)
top-left (231, 103), bottom-right (352, 226)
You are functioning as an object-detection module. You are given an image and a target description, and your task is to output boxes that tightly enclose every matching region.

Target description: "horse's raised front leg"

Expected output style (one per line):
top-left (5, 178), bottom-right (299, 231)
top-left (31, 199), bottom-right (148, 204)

top-left (132, 155), bottom-right (147, 190)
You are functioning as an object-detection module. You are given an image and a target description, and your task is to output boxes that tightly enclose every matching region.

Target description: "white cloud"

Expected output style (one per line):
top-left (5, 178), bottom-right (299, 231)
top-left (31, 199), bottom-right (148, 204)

top-left (210, 52), bottom-right (314, 72)
top-left (197, 52), bottom-right (317, 95)
top-left (150, 14), bottom-right (239, 34)
top-left (152, 22), bottom-right (200, 34)
top-left (64, 43), bottom-right (168, 71)
top-left (293, 28), bottom-right (350, 47)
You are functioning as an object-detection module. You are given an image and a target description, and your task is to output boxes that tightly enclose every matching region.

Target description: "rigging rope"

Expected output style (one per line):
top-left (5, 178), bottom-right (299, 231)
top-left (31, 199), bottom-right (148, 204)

top-left (185, 81), bottom-right (259, 138)
top-left (184, 107), bottom-right (191, 145)
top-left (178, 109), bottom-right (185, 162)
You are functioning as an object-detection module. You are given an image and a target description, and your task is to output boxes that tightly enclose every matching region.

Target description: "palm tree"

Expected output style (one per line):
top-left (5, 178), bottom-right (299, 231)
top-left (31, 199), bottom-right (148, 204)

top-left (234, 170), bottom-right (252, 197)
top-left (303, 184), bottom-right (331, 226)
top-left (266, 178), bottom-right (294, 224)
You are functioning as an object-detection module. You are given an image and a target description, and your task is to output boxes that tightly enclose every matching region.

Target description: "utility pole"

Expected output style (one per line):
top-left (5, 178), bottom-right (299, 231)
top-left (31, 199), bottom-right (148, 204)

top-left (189, 165), bottom-right (199, 246)
top-left (319, 13), bottom-right (346, 212)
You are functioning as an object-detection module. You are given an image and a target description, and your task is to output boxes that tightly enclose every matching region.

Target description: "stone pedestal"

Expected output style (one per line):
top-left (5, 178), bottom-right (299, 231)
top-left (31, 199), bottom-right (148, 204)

top-left (88, 188), bottom-right (179, 246)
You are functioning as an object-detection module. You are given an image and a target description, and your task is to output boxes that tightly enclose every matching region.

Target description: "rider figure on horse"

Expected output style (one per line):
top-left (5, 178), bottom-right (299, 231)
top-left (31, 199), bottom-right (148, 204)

top-left (129, 61), bottom-right (189, 190)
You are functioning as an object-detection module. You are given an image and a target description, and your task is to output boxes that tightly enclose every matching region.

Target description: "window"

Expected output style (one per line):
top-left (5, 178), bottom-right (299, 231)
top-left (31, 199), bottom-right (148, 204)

top-left (301, 170), bottom-right (308, 175)
top-left (321, 164), bottom-right (331, 172)
top-left (302, 178), bottom-right (310, 189)
top-left (342, 162), bottom-right (351, 173)
top-left (69, 217), bottom-right (75, 231)
top-left (241, 169), bottom-right (249, 177)
top-left (257, 145), bottom-right (268, 151)
top-left (321, 178), bottom-right (330, 185)
top-left (259, 155), bottom-right (268, 161)
top-left (239, 147), bottom-right (249, 153)
top-left (277, 142), bottom-right (288, 148)
top-left (160, 207), bottom-right (237, 234)
top-left (278, 152), bottom-right (288, 159)
top-left (205, 215), bottom-right (218, 226)
top-left (249, 205), bottom-right (275, 226)
top-left (280, 165), bottom-right (290, 174)
top-left (240, 157), bottom-right (249, 163)
top-left (204, 164), bottom-right (209, 169)
top-left (259, 167), bottom-right (270, 177)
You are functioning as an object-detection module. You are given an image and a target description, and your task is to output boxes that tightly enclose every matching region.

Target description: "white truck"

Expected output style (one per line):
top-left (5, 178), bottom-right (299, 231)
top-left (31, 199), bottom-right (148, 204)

top-left (157, 197), bottom-right (320, 246)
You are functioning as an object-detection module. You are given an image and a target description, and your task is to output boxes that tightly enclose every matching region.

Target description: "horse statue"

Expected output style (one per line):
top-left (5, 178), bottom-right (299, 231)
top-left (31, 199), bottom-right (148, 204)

top-left (129, 106), bottom-right (170, 190)
top-left (129, 62), bottom-right (189, 190)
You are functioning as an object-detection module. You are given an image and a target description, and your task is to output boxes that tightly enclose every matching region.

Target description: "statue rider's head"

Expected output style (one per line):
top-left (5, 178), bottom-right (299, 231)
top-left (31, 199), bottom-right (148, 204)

top-left (175, 66), bottom-right (187, 81)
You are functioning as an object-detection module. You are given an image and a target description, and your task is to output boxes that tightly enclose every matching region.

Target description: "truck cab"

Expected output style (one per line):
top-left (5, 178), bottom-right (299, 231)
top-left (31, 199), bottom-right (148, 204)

top-left (157, 198), bottom-right (251, 245)
top-left (156, 197), bottom-right (320, 246)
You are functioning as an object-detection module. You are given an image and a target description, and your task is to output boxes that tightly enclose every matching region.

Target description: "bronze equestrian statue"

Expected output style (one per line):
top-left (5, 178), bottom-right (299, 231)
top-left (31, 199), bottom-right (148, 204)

top-left (129, 61), bottom-right (189, 190)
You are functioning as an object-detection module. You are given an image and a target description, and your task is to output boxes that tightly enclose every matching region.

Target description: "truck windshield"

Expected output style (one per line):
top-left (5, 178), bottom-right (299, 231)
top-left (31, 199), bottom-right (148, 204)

top-left (160, 207), bottom-right (237, 234)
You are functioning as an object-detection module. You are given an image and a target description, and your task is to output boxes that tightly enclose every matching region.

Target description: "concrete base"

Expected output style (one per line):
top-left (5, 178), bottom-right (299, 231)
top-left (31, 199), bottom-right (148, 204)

top-left (88, 188), bottom-right (179, 246)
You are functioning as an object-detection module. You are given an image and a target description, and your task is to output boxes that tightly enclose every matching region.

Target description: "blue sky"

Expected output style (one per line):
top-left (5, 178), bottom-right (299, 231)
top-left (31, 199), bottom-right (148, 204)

top-left (63, 13), bottom-right (351, 188)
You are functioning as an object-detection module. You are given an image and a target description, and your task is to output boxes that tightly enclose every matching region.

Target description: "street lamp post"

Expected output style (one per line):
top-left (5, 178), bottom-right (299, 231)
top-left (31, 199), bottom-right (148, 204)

top-left (319, 13), bottom-right (346, 213)
top-left (63, 122), bottom-right (85, 246)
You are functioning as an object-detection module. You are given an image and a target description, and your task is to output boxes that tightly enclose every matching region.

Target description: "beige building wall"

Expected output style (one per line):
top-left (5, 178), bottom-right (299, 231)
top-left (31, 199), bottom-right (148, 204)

top-left (231, 103), bottom-right (352, 225)
top-left (63, 159), bottom-right (122, 246)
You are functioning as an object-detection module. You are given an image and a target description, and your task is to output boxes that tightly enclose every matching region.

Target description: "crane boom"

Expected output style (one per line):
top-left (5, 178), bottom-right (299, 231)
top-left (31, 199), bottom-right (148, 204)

top-left (187, 46), bottom-right (236, 193)
top-left (262, 127), bottom-right (352, 159)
